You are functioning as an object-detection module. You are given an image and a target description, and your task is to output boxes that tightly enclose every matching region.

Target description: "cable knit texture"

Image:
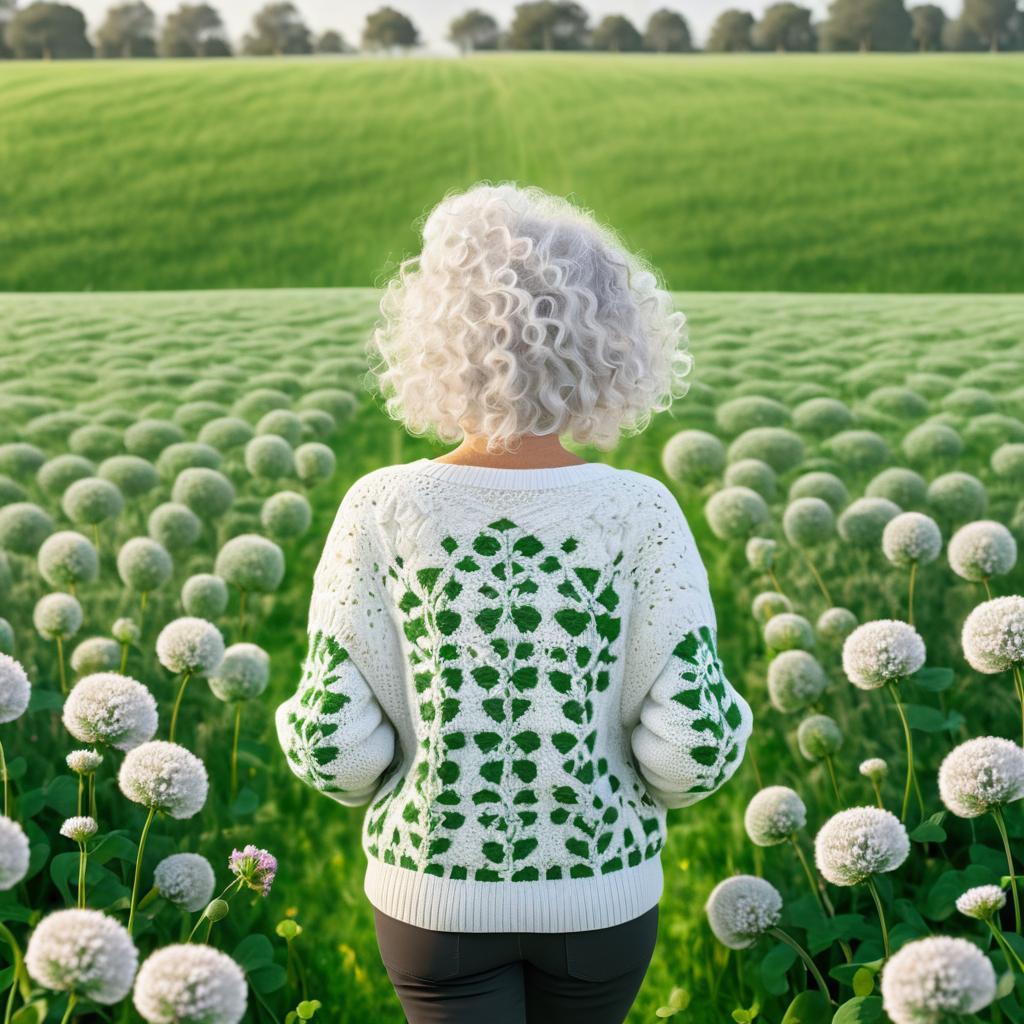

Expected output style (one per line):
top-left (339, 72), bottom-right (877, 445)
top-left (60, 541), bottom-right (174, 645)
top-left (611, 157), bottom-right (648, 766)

top-left (275, 457), bottom-right (753, 932)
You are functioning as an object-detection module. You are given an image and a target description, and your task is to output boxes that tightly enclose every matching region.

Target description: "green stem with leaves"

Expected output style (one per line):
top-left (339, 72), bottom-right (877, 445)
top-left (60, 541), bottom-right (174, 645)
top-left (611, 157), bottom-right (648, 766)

top-left (789, 836), bottom-right (852, 962)
top-left (991, 807), bottom-right (1021, 934)
top-left (887, 682), bottom-right (923, 823)
top-left (767, 927), bottom-right (834, 1003)
top-left (59, 993), bottom-right (77, 1024)
top-left (866, 876), bottom-right (890, 959)
top-left (169, 669), bottom-right (193, 744)
top-left (802, 550), bottom-right (832, 606)
top-left (870, 779), bottom-right (884, 810)
top-left (127, 805), bottom-right (157, 935)
top-left (77, 841), bottom-right (88, 909)
top-left (56, 637), bottom-right (67, 695)
top-left (987, 920), bottom-right (1024, 973)
top-left (824, 755), bottom-right (842, 806)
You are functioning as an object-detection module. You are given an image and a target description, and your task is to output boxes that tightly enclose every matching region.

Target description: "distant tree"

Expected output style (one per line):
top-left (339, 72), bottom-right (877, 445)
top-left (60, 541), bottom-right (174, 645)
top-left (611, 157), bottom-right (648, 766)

top-left (962, 0), bottom-right (1016, 48)
top-left (158, 2), bottom-right (231, 55)
top-left (7, 0), bottom-right (91, 56)
top-left (448, 8), bottom-right (499, 50)
top-left (361, 6), bottom-right (418, 50)
top-left (753, 2), bottom-right (816, 48)
top-left (940, 14), bottom-right (986, 45)
top-left (508, 2), bottom-right (588, 50)
top-left (591, 13), bottom-right (643, 50)
top-left (315, 28), bottom-right (348, 52)
top-left (241, 1), bottom-right (311, 54)
top-left (707, 8), bottom-right (755, 49)
top-left (909, 3), bottom-right (945, 47)
top-left (820, 0), bottom-right (912, 50)
top-left (96, 0), bottom-right (156, 56)
top-left (1, 0), bottom-right (17, 56)
top-left (643, 7), bottom-right (693, 51)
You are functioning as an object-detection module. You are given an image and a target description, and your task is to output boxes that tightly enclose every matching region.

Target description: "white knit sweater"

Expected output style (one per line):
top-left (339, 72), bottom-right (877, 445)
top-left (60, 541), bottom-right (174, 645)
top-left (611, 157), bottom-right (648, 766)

top-left (276, 458), bottom-right (753, 933)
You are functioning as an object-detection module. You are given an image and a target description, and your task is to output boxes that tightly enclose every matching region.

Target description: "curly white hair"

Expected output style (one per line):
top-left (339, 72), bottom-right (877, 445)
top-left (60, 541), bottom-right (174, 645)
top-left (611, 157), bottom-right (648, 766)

top-left (367, 183), bottom-right (691, 452)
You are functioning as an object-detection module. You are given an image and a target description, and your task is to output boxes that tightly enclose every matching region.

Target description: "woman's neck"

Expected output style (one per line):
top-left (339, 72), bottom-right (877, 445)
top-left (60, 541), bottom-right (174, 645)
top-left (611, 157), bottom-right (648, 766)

top-left (431, 433), bottom-right (589, 470)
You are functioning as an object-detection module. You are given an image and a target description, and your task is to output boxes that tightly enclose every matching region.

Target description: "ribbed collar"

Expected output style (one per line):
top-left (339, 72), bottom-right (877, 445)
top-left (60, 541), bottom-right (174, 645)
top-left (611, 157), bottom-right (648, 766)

top-left (407, 457), bottom-right (617, 491)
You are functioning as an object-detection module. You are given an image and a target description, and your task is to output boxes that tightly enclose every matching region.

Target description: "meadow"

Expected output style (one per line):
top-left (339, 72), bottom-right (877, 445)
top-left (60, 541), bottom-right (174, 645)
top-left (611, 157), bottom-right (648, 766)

top-left (1, 286), bottom-right (1023, 1022)
top-left (3, 54), bottom-right (1024, 294)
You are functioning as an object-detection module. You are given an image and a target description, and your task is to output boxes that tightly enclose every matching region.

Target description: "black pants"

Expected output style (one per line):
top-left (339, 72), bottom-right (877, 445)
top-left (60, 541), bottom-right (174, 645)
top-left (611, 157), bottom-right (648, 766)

top-left (372, 903), bottom-right (659, 1024)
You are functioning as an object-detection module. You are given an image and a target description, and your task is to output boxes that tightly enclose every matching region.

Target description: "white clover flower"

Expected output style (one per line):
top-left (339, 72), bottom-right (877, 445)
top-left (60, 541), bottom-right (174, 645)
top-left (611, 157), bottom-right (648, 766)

top-left (245, 434), bottom-right (295, 480)
top-left (764, 613), bottom-right (815, 652)
top-left (133, 944), bottom-right (247, 1024)
top-left (705, 486), bottom-right (770, 541)
top-left (66, 749), bottom-right (103, 774)
top-left (880, 936), bottom-right (996, 1024)
top-left (859, 758), bottom-right (888, 782)
top-left (956, 885), bottom-right (1007, 921)
top-left (153, 853), bottom-right (216, 913)
top-left (797, 714), bottom-right (843, 760)
top-left (882, 512), bottom-right (943, 567)
top-left (705, 875), bottom-right (783, 949)
top-left (745, 537), bottom-right (777, 572)
top-left (111, 617), bottom-right (141, 645)
top-left (156, 617), bottom-right (225, 676)
top-left (744, 787), bottom-right (806, 847)
top-left (0, 653), bottom-right (31, 723)
top-left (752, 591), bottom-right (793, 625)
top-left (928, 471), bottom-right (987, 524)
top-left (961, 596), bottom-right (1024, 674)
top-left (260, 490), bottom-right (312, 541)
top-left (60, 816), bottom-right (98, 842)
top-left (814, 806), bottom-right (910, 886)
top-left (783, 497), bottom-right (835, 548)
top-left (118, 741), bottom-right (209, 819)
top-left (767, 650), bottom-right (827, 714)
top-left (63, 673), bottom-right (158, 751)
top-left (25, 909), bottom-right (138, 1004)
top-left (662, 430), bottom-right (727, 486)
top-left (295, 441), bottom-right (336, 485)
top-left (37, 531), bottom-right (99, 589)
top-left (208, 643), bottom-right (270, 702)
top-left (70, 637), bottom-right (122, 676)
top-left (938, 736), bottom-right (1024, 818)
top-left (726, 459), bottom-right (778, 501)
top-left (215, 534), bottom-right (286, 594)
top-left (181, 574), bottom-right (229, 620)
top-left (842, 620), bottom-right (926, 690)
top-left (171, 468), bottom-right (236, 521)
top-left (117, 537), bottom-right (173, 594)
top-left (816, 607), bottom-right (858, 646)
top-left (948, 521), bottom-right (1018, 582)
top-left (0, 816), bottom-right (30, 890)
top-left (837, 497), bottom-right (901, 549)
top-left (33, 592), bottom-right (84, 641)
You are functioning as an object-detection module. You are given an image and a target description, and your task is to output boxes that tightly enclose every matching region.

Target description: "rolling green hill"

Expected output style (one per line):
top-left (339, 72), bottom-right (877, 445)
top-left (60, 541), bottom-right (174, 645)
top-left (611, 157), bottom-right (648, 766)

top-left (3, 53), bottom-right (1024, 293)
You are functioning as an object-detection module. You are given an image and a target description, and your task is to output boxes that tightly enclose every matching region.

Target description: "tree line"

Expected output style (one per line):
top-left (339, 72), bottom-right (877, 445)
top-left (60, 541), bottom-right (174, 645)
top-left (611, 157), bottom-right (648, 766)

top-left (1, 0), bottom-right (1020, 61)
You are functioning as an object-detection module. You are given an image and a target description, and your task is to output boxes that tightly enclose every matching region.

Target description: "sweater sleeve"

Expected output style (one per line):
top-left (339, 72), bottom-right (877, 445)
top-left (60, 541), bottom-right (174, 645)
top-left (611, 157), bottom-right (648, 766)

top-left (275, 478), bottom-right (399, 808)
top-left (624, 480), bottom-right (754, 810)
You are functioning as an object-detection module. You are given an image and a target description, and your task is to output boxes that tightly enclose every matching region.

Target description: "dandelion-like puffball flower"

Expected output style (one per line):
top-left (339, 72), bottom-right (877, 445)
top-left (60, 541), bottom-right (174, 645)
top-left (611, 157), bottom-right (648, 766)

top-left (156, 617), bottom-right (225, 676)
top-left (155, 442), bottom-right (221, 482)
top-left (724, 459), bottom-right (777, 501)
top-left (173, 401), bottom-right (228, 434)
top-left (117, 537), bottom-right (173, 593)
top-left (63, 672), bottom-right (158, 751)
top-left (788, 472), bottom-right (849, 514)
top-left (0, 442), bottom-right (45, 478)
top-left (298, 408), bottom-right (336, 441)
top-left (817, 607), bottom-right (858, 646)
top-left (295, 441), bottom-right (336, 485)
top-left (215, 533), bottom-right (286, 594)
top-left (181, 574), bottom-right (229, 619)
top-left (797, 714), bottom-right (843, 760)
top-left (66, 749), bottom-right (103, 774)
top-left (764, 613), bottom-right (815, 652)
top-left (153, 853), bottom-right (216, 912)
top-left (147, 502), bottom-right (202, 552)
top-left (124, 419), bottom-right (185, 460)
top-left (783, 496), bottom-right (835, 549)
top-left (25, 908), bottom-right (138, 1004)
top-left (752, 591), bottom-right (793, 625)
top-left (111, 617), bottom-right (140, 645)
top-left (943, 386), bottom-right (995, 415)
top-left (660, 430), bottom-right (727, 487)
top-left (37, 454), bottom-right (95, 497)
top-left (37, 531), bottom-right (99, 589)
top-left (298, 386), bottom-right (358, 423)
top-left (33, 592), bottom-right (84, 642)
top-left (705, 875), bottom-right (782, 950)
top-left (705, 486), bottom-right (770, 541)
top-left (842, 620), bottom-right (926, 690)
top-left (901, 422), bottom-right (964, 466)
top-left (838, 497), bottom-right (902, 549)
top-left (880, 936), bottom-right (996, 1024)
top-left (859, 757), bottom-right (888, 782)
top-left (97, 454), bottom-right (160, 498)
top-left (745, 537), bottom-right (777, 573)
top-left (244, 434), bottom-right (295, 480)
top-left (927, 472), bottom-right (987, 524)
top-left (727, 427), bottom-right (805, 476)
top-left (0, 477), bottom-right (26, 507)
top-left (866, 467), bottom-right (928, 510)
top-left (198, 416), bottom-right (254, 451)
top-left (208, 643), bottom-right (270, 702)
top-left (744, 787), bottom-right (806, 846)
top-left (118, 741), bottom-right (209, 819)
top-left (767, 650), bottom-right (827, 714)
top-left (882, 512), bottom-right (943, 567)
top-left (228, 844), bottom-right (278, 896)
top-left (961, 596), bottom-right (1024, 674)
top-left (62, 477), bottom-right (124, 526)
top-left (0, 502), bottom-right (54, 555)
top-left (69, 424), bottom-right (122, 461)
top-left (865, 384), bottom-right (928, 419)
top-left (992, 442), bottom-right (1024, 483)
top-left (814, 806), bottom-right (910, 886)
top-left (133, 943), bottom-right (247, 1024)
top-left (826, 429), bottom-right (891, 471)
top-left (956, 884), bottom-right (1007, 921)
top-left (256, 409), bottom-right (303, 447)
top-left (0, 654), bottom-right (31, 723)
top-left (715, 395), bottom-right (788, 437)
top-left (60, 816), bottom-right (98, 842)
top-left (261, 490), bottom-right (312, 541)
top-left (0, 816), bottom-right (30, 890)
top-left (793, 396), bottom-right (853, 436)
top-left (938, 736), bottom-right (1024, 818)
top-left (70, 637), bottom-right (122, 675)
top-left (948, 521), bottom-right (1018, 582)
top-left (171, 468), bottom-right (235, 521)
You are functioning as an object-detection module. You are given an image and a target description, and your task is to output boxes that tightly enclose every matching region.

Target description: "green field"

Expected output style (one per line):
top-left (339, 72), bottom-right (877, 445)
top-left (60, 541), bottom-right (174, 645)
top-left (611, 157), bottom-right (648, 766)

top-left (3, 54), bottom-right (1024, 294)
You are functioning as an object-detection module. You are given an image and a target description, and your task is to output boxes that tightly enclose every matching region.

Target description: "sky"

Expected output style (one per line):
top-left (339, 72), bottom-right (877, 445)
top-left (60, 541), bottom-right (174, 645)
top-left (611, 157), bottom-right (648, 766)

top-left (72, 0), bottom-right (961, 50)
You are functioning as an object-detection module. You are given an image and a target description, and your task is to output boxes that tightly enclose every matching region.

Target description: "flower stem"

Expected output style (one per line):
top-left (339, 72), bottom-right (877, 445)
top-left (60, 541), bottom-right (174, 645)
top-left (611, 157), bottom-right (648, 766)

top-left (230, 703), bottom-right (242, 801)
top-left (887, 682), bottom-right (922, 823)
top-left (169, 669), bottom-right (193, 744)
top-left (1012, 665), bottom-right (1024, 748)
top-left (987, 920), bottom-right (1024, 973)
top-left (238, 590), bottom-right (248, 639)
top-left (76, 773), bottom-right (83, 818)
top-left (127, 805), bottom-right (156, 936)
top-left (767, 569), bottom-right (785, 597)
top-left (88, 771), bottom-right (96, 821)
top-left (58, 992), bottom-right (77, 1024)
top-left (56, 637), bottom-right (67, 695)
top-left (139, 590), bottom-right (148, 636)
top-left (0, 738), bottom-right (8, 819)
top-left (982, 577), bottom-right (993, 600)
top-left (76, 842), bottom-right (88, 909)
top-left (871, 779), bottom-right (884, 810)
top-left (866, 876), bottom-right (890, 959)
top-left (824, 755), bottom-right (843, 806)
top-left (802, 551), bottom-right (832, 606)
top-left (119, 641), bottom-right (129, 674)
top-left (991, 807), bottom-right (1021, 934)
top-left (907, 562), bottom-right (917, 627)
top-left (767, 927), bottom-right (834, 1002)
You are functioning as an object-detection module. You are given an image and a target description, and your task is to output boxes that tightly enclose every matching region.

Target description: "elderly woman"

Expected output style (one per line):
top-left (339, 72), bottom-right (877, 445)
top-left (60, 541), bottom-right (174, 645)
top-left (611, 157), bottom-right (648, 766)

top-left (276, 184), bottom-right (753, 1024)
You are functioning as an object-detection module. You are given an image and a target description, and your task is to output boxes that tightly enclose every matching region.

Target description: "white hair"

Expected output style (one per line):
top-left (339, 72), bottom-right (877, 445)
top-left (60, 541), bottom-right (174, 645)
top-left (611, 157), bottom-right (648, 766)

top-left (367, 183), bottom-right (691, 453)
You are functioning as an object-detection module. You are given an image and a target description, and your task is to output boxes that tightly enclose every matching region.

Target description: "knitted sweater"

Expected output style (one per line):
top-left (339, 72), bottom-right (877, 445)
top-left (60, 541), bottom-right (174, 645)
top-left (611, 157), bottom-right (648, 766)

top-left (275, 458), bottom-right (753, 933)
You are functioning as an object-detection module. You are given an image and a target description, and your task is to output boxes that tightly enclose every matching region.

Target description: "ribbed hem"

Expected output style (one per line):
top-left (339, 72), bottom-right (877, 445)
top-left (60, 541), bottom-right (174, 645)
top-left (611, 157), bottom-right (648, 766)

top-left (406, 457), bottom-right (617, 491)
top-left (364, 855), bottom-right (663, 933)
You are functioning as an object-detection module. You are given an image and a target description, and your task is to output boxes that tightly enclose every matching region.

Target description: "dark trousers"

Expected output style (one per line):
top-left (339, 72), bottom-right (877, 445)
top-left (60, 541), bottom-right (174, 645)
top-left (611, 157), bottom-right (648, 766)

top-left (372, 903), bottom-right (659, 1024)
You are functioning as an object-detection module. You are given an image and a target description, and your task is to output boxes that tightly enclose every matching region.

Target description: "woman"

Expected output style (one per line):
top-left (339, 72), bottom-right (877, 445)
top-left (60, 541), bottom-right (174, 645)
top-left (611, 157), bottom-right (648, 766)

top-left (276, 183), bottom-right (754, 1024)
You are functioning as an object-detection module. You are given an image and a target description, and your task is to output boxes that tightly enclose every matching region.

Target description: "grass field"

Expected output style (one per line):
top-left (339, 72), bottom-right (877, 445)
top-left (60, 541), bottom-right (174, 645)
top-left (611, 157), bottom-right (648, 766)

top-left (2, 288), bottom-right (1023, 1021)
top-left (3, 54), bottom-right (1024, 294)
